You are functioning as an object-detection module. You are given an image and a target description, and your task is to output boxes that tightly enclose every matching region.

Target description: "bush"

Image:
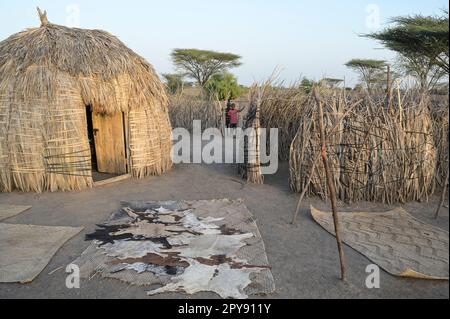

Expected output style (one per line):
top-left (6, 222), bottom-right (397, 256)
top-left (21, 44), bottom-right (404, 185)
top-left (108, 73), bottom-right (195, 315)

top-left (204, 72), bottom-right (243, 101)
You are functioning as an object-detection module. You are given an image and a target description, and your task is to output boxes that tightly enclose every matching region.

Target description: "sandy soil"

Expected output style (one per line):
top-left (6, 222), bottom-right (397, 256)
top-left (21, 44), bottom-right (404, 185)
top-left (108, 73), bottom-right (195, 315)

top-left (0, 162), bottom-right (448, 299)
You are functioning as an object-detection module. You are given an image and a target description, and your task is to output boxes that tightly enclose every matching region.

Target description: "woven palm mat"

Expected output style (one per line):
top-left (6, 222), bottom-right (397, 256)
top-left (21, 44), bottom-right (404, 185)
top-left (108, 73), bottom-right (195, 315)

top-left (0, 223), bottom-right (83, 283)
top-left (74, 199), bottom-right (275, 299)
top-left (0, 205), bottom-right (31, 221)
top-left (311, 206), bottom-right (449, 280)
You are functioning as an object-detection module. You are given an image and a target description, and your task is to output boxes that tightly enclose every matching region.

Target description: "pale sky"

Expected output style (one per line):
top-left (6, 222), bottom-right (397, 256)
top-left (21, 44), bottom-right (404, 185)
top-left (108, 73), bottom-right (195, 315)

top-left (0, 0), bottom-right (448, 86)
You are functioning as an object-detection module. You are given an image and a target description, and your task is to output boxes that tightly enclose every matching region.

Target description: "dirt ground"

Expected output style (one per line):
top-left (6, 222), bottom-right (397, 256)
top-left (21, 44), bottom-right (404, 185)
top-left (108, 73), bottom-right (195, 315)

top-left (0, 162), bottom-right (448, 299)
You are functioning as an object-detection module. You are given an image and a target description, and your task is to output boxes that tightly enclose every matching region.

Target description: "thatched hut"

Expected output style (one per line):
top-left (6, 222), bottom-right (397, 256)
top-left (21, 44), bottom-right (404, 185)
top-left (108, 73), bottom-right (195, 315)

top-left (0, 10), bottom-right (172, 192)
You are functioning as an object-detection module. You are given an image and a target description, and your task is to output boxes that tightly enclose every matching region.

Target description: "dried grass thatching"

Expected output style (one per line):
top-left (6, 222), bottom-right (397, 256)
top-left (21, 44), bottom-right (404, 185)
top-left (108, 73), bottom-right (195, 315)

top-left (290, 88), bottom-right (437, 204)
top-left (0, 16), bottom-right (172, 192)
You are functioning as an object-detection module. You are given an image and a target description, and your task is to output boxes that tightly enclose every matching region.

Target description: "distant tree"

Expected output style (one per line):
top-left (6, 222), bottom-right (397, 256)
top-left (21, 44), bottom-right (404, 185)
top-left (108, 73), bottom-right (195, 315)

top-left (299, 77), bottom-right (316, 94)
top-left (162, 73), bottom-right (185, 94)
top-left (345, 59), bottom-right (387, 92)
top-left (204, 72), bottom-right (243, 101)
top-left (395, 55), bottom-right (447, 91)
top-left (170, 49), bottom-right (242, 87)
top-left (366, 12), bottom-right (449, 91)
top-left (371, 68), bottom-right (401, 91)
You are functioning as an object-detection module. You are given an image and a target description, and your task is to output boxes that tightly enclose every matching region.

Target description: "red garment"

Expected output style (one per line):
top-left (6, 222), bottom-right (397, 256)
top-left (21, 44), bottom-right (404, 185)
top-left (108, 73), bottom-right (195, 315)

top-left (228, 109), bottom-right (239, 125)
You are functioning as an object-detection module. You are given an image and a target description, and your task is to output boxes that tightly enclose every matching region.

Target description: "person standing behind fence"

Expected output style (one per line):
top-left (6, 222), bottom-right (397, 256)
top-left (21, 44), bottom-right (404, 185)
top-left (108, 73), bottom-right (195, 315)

top-left (227, 103), bottom-right (245, 134)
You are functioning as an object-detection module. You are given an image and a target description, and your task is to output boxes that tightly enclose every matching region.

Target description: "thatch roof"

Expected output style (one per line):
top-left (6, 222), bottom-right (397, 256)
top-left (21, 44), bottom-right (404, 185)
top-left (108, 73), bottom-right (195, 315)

top-left (0, 11), bottom-right (167, 114)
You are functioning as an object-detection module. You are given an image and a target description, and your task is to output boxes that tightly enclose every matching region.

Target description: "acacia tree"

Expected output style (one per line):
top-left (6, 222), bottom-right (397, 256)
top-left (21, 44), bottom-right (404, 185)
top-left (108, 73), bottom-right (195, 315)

top-left (170, 49), bottom-right (242, 87)
top-left (366, 12), bottom-right (449, 90)
top-left (345, 59), bottom-right (387, 92)
top-left (396, 55), bottom-right (447, 91)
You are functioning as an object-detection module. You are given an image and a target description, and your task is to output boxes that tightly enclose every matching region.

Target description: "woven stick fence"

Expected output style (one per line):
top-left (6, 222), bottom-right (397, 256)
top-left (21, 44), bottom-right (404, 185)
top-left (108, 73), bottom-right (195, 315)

top-left (168, 93), bottom-right (224, 132)
top-left (430, 96), bottom-right (449, 187)
top-left (290, 88), bottom-right (437, 204)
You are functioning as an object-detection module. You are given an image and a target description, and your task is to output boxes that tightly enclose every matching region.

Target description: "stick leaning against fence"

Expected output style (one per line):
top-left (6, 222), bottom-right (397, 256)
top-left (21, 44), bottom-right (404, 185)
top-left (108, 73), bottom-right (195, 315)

top-left (315, 87), bottom-right (347, 281)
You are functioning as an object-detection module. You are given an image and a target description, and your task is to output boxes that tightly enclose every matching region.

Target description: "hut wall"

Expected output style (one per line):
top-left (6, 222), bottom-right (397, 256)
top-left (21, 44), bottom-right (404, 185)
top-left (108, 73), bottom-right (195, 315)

top-left (43, 73), bottom-right (93, 192)
top-left (0, 70), bottom-right (93, 193)
top-left (0, 84), bottom-right (12, 191)
top-left (128, 102), bottom-right (172, 179)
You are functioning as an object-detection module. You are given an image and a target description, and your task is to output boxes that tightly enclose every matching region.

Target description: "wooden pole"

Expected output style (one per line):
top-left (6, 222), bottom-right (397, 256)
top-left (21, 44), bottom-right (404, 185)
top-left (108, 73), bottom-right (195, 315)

top-left (435, 167), bottom-right (449, 219)
top-left (386, 65), bottom-right (392, 112)
top-left (314, 87), bottom-right (347, 281)
top-left (37, 7), bottom-right (49, 26)
top-left (291, 155), bottom-right (320, 225)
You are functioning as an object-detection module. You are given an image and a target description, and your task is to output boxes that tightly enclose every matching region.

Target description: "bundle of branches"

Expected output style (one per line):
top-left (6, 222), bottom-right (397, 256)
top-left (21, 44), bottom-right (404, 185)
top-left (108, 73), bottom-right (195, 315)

top-left (239, 85), bottom-right (265, 184)
top-left (290, 88), bottom-right (437, 204)
top-left (259, 86), bottom-right (309, 161)
top-left (168, 93), bottom-right (223, 132)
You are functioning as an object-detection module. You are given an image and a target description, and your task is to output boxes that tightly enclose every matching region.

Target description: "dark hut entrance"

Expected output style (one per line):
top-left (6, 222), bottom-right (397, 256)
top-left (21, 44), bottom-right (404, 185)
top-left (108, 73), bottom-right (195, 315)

top-left (85, 106), bottom-right (129, 184)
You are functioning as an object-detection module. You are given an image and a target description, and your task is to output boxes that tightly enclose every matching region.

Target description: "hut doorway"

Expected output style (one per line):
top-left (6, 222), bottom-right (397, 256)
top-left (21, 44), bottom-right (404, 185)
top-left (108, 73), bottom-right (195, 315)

top-left (85, 106), bottom-right (128, 182)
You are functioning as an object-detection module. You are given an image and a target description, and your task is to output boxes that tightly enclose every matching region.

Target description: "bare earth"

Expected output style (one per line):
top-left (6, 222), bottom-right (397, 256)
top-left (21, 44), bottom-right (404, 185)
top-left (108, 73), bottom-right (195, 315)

top-left (0, 162), bottom-right (448, 299)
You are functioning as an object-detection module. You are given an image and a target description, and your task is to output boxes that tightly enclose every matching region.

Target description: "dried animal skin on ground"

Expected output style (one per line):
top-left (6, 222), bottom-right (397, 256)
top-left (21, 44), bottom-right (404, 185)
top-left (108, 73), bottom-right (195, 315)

top-left (180, 212), bottom-right (223, 235)
top-left (100, 240), bottom-right (167, 259)
top-left (147, 260), bottom-right (261, 299)
top-left (74, 199), bottom-right (275, 298)
top-left (108, 252), bottom-right (189, 269)
top-left (166, 233), bottom-right (196, 246)
top-left (170, 234), bottom-right (254, 258)
top-left (113, 221), bottom-right (172, 238)
top-left (195, 255), bottom-right (271, 270)
top-left (157, 215), bottom-right (178, 224)
top-left (111, 263), bottom-right (186, 276)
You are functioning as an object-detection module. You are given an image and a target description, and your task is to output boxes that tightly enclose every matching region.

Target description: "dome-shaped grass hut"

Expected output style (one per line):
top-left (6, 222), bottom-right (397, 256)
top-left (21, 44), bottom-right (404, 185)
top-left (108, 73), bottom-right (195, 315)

top-left (0, 9), bottom-right (172, 192)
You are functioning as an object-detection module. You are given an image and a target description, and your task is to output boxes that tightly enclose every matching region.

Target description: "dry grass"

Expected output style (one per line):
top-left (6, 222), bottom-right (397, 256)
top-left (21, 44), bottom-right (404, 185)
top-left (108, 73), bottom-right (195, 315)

top-left (290, 88), bottom-right (438, 204)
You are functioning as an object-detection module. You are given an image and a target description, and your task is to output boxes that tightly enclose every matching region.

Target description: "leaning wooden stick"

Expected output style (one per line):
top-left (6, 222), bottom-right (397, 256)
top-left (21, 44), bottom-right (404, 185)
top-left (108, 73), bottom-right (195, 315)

top-left (435, 166), bottom-right (449, 219)
top-left (315, 87), bottom-right (347, 281)
top-left (291, 154), bottom-right (320, 225)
